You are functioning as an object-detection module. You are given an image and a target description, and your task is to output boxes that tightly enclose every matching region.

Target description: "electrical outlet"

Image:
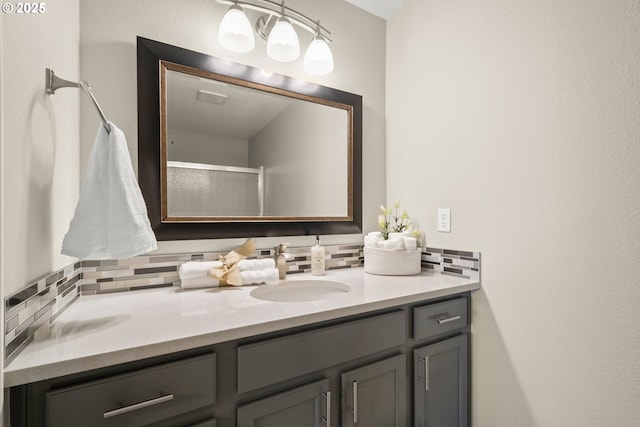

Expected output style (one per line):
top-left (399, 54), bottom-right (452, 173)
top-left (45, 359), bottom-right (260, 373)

top-left (437, 208), bottom-right (451, 232)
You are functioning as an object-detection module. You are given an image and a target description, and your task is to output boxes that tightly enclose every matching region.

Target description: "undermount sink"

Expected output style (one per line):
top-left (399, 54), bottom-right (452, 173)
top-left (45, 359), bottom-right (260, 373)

top-left (250, 279), bottom-right (351, 302)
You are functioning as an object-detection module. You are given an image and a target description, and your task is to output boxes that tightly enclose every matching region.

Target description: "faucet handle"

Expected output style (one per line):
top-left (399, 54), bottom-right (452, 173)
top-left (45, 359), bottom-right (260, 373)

top-left (274, 243), bottom-right (289, 280)
top-left (274, 243), bottom-right (288, 253)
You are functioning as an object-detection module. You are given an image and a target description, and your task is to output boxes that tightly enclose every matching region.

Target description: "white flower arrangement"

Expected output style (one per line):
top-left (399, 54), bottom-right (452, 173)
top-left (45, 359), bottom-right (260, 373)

top-left (377, 201), bottom-right (423, 245)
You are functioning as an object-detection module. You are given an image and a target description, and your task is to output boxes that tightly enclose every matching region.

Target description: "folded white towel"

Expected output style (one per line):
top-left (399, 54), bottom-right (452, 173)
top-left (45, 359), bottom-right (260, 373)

top-left (240, 269), bottom-right (279, 285)
top-left (181, 276), bottom-right (220, 289)
top-left (403, 237), bottom-right (417, 251)
top-left (61, 122), bottom-right (158, 260)
top-left (237, 258), bottom-right (276, 271)
top-left (379, 238), bottom-right (405, 251)
top-left (364, 235), bottom-right (381, 248)
top-left (388, 232), bottom-right (407, 240)
top-left (179, 261), bottom-right (223, 280)
top-left (180, 265), bottom-right (279, 289)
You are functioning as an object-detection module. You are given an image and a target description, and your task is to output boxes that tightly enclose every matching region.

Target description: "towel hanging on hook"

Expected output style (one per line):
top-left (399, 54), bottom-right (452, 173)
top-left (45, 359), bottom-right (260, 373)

top-left (45, 68), bottom-right (111, 134)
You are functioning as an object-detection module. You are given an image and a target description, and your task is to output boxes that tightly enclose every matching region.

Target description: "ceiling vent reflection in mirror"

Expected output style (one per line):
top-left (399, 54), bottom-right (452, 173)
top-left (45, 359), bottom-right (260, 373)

top-left (197, 89), bottom-right (228, 105)
top-left (216, 0), bottom-right (334, 75)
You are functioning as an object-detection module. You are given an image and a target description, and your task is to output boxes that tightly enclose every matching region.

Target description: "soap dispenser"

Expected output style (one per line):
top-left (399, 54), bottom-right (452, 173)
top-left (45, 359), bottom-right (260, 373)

top-left (311, 235), bottom-right (325, 276)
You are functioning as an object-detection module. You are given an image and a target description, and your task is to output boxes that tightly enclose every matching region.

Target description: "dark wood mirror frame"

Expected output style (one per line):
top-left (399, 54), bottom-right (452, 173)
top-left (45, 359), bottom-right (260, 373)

top-left (137, 37), bottom-right (362, 240)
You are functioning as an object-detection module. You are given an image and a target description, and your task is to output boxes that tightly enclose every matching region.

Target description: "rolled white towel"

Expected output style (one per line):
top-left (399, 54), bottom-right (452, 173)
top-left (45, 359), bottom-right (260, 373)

top-left (388, 232), bottom-right (406, 240)
top-left (236, 258), bottom-right (276, 271)
top-left (179, 261), bottom-right (223, 280)
top-left (240, 268), bottom-right (279, 285)
top-left (403, 237), bottom-right (417, 251)
top-left (368, 231), bottom-right (382, 238)
top-left (380, 238), bottom-right (405, 251)
top-left (181, 275), bottom-right (220, 289)
top-left (364, 234), bottom-right (382, 248)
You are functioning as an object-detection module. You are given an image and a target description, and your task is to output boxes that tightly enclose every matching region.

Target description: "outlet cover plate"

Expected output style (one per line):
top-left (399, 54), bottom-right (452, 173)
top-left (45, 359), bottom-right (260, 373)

top-left (437, 208), bottom-right (451, 232)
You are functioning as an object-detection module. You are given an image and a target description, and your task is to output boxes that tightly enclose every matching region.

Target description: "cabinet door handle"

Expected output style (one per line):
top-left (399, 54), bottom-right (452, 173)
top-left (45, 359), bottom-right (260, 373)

top-left (419, 356), bottom-right (430, 391)
top-left (103, 393), bottom-right (174, 418)
top-left (321, 391), bottom-right (331, 427)
top-left (436, 314), bottom-right (461, 324)
top-left (348, 381), bottom-right (358, 423)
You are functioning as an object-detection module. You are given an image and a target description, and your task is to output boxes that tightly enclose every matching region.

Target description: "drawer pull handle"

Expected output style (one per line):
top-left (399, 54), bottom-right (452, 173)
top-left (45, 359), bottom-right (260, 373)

top-left (321, 391), bottom-right (331, 427)
top-left (419, 356), bottom-right (430, 391)
top-left (103, 393), bottom-right (174, 418)
top-left (436, 315), bottom-right (461, 324)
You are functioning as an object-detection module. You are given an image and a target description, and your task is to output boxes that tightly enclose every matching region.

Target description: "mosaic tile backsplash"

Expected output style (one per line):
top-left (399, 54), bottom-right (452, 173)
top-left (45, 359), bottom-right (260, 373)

top-left (4, 245), bottom-right (479, 365)
top-left (422, 248), bottom-right (481, 281)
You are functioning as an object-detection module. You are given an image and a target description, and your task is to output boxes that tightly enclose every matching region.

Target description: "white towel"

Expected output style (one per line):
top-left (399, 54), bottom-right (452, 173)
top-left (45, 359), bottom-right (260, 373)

top-left (239, 269), bottom-right (279, 285)
top-left (180, 268), bottom-right (279, 289)
top-left (179, 261), bottom-right (223, 280)
top-left (236, 258), bottom-right (276, 271)
top-left (364, 235), bottom-right (382, 248)
top-left (61, 122), bottom-right (158, 259)
top-left (379, 238), bottom-right (405, 251)
top-left (403, 237), bottom-right (418, 251)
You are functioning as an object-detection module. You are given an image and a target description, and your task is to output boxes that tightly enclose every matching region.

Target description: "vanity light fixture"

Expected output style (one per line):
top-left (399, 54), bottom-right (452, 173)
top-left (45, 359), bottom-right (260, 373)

top-left (266, 12), bottom-right (300, 62)
top-left (216, 0), bottom-right (334, 74)
top-left (218, 3), bottom-right (255, 52)
top-left (303, 23), bottom-right (334, 75)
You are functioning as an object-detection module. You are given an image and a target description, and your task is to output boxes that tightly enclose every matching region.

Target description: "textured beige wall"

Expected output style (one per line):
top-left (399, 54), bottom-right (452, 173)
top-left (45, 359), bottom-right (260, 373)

top-left (0, 0), bottom-right (80, 420)
top-left (1, 8), bottom-right (4, 422)
top-left (79, 0), bottom-right (386, 253)
top-left (0, 2), bottom-right (80, 296)
top-left (387, 0), bottom-right (640, 425)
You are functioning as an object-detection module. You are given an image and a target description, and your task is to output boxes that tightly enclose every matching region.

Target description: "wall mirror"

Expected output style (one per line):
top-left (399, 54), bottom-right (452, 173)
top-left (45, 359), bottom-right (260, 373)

top-left (137, 37), bottom-right (362, 240)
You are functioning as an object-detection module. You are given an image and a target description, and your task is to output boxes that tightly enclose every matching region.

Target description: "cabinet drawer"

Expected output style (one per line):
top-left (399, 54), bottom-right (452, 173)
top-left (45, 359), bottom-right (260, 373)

top-left (413, 297), bottom-right (468, 341)
top-left (46, 353), bottom-right (216, 427)
top-left (238, 311), bottom-right (406, 393)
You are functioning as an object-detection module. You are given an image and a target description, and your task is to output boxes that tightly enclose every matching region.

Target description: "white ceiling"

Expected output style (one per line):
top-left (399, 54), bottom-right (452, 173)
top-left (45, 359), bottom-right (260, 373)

top-left (166, 70), bottom-right (293, 139)
top-left (344, 0), bottom-right (408, 19)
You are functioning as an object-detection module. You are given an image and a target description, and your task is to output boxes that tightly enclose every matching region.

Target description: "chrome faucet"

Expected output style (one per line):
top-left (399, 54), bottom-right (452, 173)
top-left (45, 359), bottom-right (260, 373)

top-left (274, 243), bottom-right (289, 280)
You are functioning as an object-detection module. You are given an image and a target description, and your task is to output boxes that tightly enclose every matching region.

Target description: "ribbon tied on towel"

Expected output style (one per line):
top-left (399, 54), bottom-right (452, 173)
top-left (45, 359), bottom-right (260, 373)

top-left (207, 238), bottom-right (256, 286)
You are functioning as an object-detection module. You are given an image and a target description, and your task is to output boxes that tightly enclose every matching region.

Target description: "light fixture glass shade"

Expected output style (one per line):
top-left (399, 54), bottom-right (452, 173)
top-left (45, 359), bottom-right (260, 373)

top-left (267, 17), bottom-right (300, 62)
top-left (218, 4), bottom-right (255, 53)
top-left (304, 37), bottom-right (334, 75)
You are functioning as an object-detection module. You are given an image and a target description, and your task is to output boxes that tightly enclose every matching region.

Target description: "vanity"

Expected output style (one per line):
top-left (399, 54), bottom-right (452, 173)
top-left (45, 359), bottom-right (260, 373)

top-left (6, 268), bottom-right (478, 426)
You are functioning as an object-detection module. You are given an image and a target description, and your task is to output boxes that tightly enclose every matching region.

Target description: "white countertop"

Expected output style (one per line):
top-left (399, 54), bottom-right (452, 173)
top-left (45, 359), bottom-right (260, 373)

top-left (4, 268), bottom-right (479, 387)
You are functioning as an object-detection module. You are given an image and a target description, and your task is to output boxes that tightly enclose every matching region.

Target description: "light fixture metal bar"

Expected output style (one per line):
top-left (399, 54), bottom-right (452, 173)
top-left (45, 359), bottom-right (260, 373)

top-left (216, 0), bottom-right (331, 42)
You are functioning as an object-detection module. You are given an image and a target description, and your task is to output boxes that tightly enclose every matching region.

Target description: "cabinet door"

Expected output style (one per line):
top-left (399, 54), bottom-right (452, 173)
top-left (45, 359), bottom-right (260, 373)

top-left (341, 354), bottom-right (406, 427)
top-left (236, 379), bottom-right (330, 427)
top-left (414, 334), bottom-right (468, 427)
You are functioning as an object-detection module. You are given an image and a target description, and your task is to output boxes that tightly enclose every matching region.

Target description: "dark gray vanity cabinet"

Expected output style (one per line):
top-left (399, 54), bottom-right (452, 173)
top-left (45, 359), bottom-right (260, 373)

top-left (236, 310), bottom-right (407, 427)
top-left (412, 297), bottom-right (470, 427)
top-left (9, 292), bottom-right (472, 427)
top-left (237, 354), bottom-right (407, 427)
top-left (341, 353), bottom-right (406, 427)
